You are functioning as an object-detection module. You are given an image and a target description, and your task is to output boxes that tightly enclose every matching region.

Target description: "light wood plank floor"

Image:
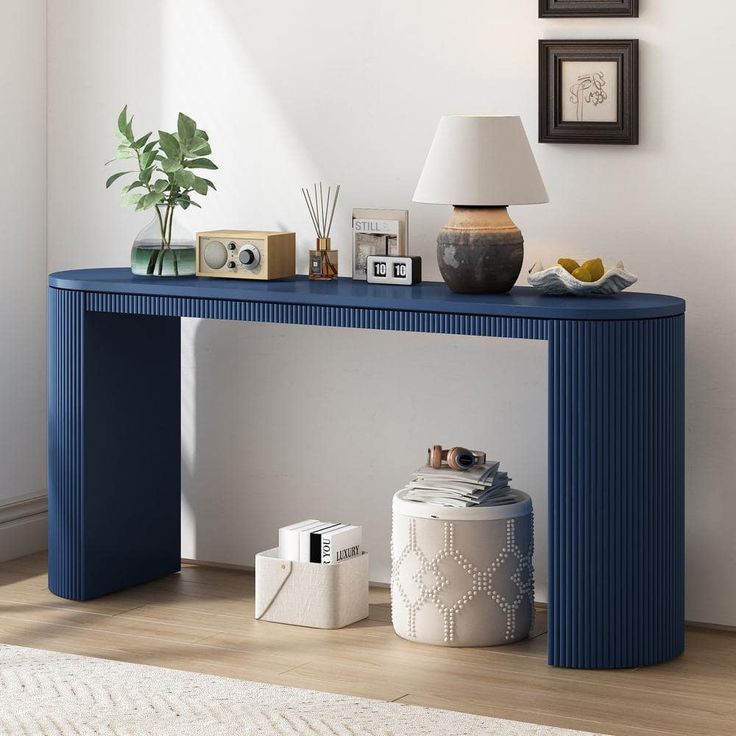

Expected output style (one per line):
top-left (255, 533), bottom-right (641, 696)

top-left (0, 552), bottom-right (734, 736)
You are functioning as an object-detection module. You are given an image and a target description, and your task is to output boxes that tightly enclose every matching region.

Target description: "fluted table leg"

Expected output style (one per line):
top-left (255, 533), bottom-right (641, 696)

top-left (547, 316), bottom-right (685, 668)
top-left (48, 288), bottom-right (181, 600)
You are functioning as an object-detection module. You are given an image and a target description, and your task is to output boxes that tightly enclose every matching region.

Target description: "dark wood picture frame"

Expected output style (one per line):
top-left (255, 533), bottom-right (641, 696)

top-left (539, 40), bottom-right (639, 145)
top-left (539, 0), bottom-right (638, 17)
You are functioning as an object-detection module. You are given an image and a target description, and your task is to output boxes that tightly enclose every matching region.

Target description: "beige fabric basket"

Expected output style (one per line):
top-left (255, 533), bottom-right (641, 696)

top-left (255, 548), bottom-right (369, 629)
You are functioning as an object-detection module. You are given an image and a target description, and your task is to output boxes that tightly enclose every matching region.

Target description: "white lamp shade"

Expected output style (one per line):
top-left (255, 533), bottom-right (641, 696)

top-left (412, 116), bottom-right (549, 206)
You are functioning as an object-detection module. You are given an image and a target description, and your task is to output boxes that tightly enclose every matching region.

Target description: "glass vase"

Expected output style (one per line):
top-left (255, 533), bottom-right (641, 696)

top-left (131, 203), bottom-right (196, 277)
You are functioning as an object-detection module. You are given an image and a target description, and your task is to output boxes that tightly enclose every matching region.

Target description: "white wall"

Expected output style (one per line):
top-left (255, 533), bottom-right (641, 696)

top-left (47, 0), bottom-right (736, 625)
top-left (0, 0), bottom-right (48, 558)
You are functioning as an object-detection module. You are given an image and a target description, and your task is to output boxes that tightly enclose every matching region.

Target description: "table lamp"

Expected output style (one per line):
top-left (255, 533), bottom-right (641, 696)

top-left (413, 115), bottom-right (548, 294)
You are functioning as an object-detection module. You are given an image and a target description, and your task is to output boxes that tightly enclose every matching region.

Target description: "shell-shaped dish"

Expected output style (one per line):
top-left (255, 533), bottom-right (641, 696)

top-left (527, 261), bottom-right (638, 296)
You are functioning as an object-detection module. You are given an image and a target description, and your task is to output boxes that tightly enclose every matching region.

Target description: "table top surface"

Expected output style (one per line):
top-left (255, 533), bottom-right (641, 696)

top-left (49, 269), bottom-right (686, 321)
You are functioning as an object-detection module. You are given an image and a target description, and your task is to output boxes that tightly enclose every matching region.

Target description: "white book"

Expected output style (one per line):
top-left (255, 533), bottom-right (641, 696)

top-left (308, 522), bottom-right (345, 563)
top-left (279, 519), bottom-right (321, 561)
top-left (320, 525), bottom-right (362, 564)
top-left (300, 522), bottom-right (341, 563)
top-left (310, 523), bottom-right (347, 563)
top-left (279, 520), bottom-right (322, 561)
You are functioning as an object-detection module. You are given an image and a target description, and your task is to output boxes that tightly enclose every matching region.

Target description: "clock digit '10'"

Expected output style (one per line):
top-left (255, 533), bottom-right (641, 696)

top-left (365, 255), bottom-right (422, 286)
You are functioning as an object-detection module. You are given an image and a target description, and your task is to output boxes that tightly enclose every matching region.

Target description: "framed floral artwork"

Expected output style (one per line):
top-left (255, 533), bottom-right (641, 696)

top-left (539, 0), bottom-right (638, 17)
top-left (539, 40), bottom-right (639, 145)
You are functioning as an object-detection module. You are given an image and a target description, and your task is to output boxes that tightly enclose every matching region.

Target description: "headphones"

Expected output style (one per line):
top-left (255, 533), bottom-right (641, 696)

top-left (428, 445), bottom-right (487, 471)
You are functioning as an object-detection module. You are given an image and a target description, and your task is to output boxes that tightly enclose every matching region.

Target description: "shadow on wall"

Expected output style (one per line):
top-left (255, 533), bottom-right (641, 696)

top-left (157, 0), bottom-right (473, 279)
top-left (180, 318), bottom-right (549, 594)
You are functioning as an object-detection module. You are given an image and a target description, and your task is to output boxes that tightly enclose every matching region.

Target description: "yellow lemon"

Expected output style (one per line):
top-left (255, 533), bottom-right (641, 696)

top-left (572, 266), bottom-right (594, 283)
top-left (558, 258), bottom-right (580, 274)
top-left (581, 258), bottom-right (604, 281)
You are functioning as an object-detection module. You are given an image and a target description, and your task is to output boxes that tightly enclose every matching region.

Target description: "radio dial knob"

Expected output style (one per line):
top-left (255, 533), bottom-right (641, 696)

top-left (227, 261), bottom-right (236, 269)
top-left (238, 245), bottom-right (261, 270)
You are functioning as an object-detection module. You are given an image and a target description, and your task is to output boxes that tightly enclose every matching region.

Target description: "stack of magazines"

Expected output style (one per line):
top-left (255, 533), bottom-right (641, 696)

top-left (401, 461), bottom-right (516, 508)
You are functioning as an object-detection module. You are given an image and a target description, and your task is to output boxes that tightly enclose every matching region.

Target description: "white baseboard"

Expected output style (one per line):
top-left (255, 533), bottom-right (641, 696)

top-left (0, 494), bottom-right (48, 562)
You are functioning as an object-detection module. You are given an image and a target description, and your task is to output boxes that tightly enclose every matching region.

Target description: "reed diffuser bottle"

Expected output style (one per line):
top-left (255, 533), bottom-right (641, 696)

top-left (303, 183), bottom-right (340, 280)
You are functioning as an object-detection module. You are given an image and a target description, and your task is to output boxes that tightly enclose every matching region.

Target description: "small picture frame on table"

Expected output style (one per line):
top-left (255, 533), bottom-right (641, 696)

top-left (539, 39), bottom-right (639, 145)
top-left (539, 0), bottom-right (638, 17)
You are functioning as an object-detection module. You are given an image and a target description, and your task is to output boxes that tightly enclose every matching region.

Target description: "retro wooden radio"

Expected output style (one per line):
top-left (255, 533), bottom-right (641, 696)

top-left (196, 230), bottom-right (296, 280)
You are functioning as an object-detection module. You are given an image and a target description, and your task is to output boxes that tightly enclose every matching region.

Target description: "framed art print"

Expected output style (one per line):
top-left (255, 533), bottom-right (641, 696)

top-left (539, 40), bottom-right (639, 145)
top-left (539, 0), bottom-right (638, 17)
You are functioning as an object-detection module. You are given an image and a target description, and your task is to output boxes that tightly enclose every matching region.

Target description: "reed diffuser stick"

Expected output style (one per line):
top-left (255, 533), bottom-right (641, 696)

top-left (303, 183), bottom-right (340, 239)
top-left (302, 189), bottom-right (317, 230)
top-left (326, 184), bottom-right (340, 238)
top-left (314, 184), bottom-right (320, 235)
top-left (301, 188), bottom-right (321, 236)
top-left (324, 185), bottom-right (331, 237)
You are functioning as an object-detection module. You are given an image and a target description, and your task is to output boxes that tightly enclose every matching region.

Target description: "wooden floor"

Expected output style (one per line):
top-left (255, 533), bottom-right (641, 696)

top-left (0, 553), bottom-right (734, 736)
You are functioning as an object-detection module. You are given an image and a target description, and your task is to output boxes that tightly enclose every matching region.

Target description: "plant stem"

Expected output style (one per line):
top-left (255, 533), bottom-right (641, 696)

top-left (155, 206), bottom-right (167, 248)
top-left (154, 203), bottom-right (178, 275)
top-left (166, 204), bottom-right (174, 245)
top-left (164, 204), bottom-right (171, 247)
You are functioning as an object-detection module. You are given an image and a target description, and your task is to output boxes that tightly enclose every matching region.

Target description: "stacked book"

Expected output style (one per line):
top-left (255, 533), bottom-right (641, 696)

top-left (278, 520), bottom-right (362, 564)
top-left (400, 461), bottom-right (516, 508)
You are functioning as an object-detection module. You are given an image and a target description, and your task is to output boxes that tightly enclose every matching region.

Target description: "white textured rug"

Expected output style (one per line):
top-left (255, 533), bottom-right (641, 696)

top-left (0, 645), bottom-right (604, 735)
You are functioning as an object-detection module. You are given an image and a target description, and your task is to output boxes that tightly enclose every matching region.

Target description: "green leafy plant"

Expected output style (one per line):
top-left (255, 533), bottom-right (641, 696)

top-left (105, 106), bottom-right (217, 250)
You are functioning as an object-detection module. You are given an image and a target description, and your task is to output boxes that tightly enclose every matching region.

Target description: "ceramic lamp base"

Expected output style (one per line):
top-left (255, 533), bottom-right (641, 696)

top-left (437, 206), bottom-right (523, 294)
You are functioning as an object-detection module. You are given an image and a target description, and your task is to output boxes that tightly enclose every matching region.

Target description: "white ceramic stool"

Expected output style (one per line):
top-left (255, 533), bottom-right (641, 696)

top-left (391, 489), bottom-right (534, 647)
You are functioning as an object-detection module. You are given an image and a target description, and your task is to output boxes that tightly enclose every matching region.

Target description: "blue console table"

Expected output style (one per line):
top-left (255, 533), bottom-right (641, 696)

top-left (48, 269), bottom-right (685, 669)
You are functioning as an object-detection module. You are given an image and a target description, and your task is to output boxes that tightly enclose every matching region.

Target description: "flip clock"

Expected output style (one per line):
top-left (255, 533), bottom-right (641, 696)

top-left (365, 255), bottom-right (422, 286)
